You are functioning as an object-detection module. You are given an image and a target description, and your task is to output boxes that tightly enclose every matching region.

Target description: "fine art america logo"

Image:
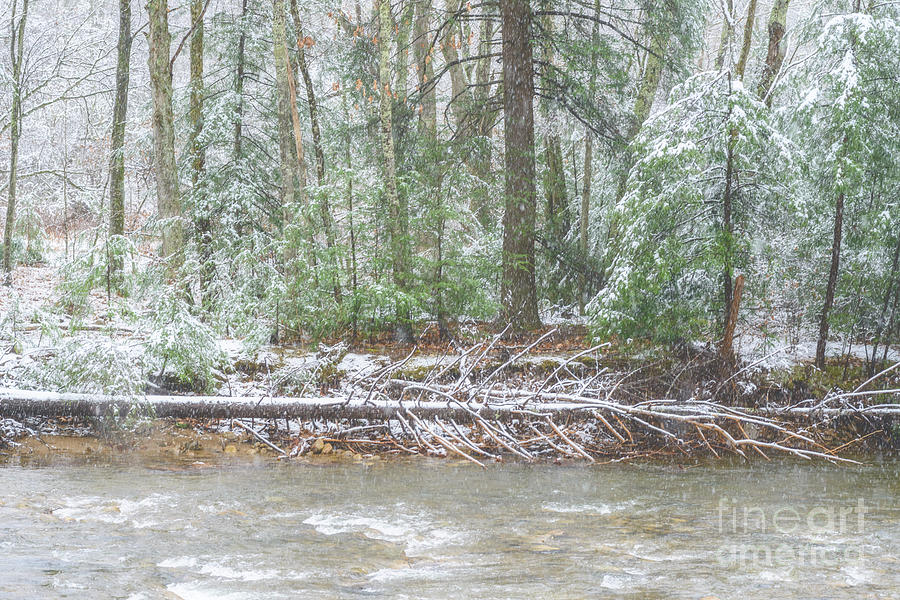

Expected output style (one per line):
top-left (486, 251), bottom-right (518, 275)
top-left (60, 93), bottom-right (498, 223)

top-left (716, 497), bottom-right (868, 568)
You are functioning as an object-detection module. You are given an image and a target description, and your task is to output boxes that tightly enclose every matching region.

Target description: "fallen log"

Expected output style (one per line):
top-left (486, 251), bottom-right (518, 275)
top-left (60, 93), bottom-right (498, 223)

top-left (0, 385), bottom-right (871, 463)
top-left (0, 387), bottom-right (599, 422)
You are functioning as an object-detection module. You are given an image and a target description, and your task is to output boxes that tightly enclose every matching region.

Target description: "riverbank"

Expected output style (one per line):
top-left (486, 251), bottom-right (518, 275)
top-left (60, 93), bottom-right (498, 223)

top-left (2, 333), bottom-right (898, 464)
top-left (3, 255), bottom-right (899, 464)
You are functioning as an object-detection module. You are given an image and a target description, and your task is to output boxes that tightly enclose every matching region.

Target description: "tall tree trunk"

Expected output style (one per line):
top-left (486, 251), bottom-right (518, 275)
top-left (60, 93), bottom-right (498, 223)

top-left (188, 0), bottom-right (205, 185)
top-left (469, 16), bottom-right (496, 230)
top-left (815, 1), bottom-right (864, 367)
top-left (378, 0), bottom-right (407, 291)
top-left (579, 133), bottom-right (592, 312)
top-left (342, 92), bottom-right (358, 335)
top-left (870, 234), bottom-right (900, 374)
top-left (440, 0), bottom-right (472, 129)
top-left (579, 4), bottom-right (600, 312)
top-left (188, 0), bottom-right (212, 302)
top-left (288, 0), bottom-right (341, 304)
top-left (3, 0), bottom-right (29, 283)
top-left (394, 0), bottom-right (413, 101)
top-left (539, 12), bottom-right (568, 304)
top-left (108, 0), bottom-right (132, 278)
top-left (500, 0), bottom-right (540, 330)
top-left (721, 274), bottom-right (745, 366)
top-left (714, 0), bottom-right (734, 70)
top-left (288, 0), bottom-right (325, 182)
top-left (413, 0), bottom-right (436, 137)
top-left (722, 122), bottom-right (736, 338)
top-left (233, 0), bottom-right (248, 158)
top-left (815, 191), bottom-right (844, 369)
top-left (756, 0), bottom-right (790, 105)
top-left (272, 0), bottom-right (297, 220)
top-left (147, 0), bottom-right (182, 264)
top-left (542, 139), bottom-right (567, 240)
top-left (734, 0), bottom-right (757, 81)
top-left (612, 22), bottom-right (667, 205)
top-left (275, 0), bottom-right (318, 284)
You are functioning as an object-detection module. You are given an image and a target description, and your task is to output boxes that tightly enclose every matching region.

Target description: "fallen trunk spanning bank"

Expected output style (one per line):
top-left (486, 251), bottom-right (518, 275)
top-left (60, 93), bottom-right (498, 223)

top-left (0, 385), bottom-right (879, 464)
top-left (0, 387), bottom-right (611, 421)
top-left (3, 336), bottom-right (897, 464)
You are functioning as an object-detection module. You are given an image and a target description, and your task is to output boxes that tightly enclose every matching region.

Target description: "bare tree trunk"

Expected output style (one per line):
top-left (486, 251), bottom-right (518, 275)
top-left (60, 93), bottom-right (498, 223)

top-left (233, 0), bottom-right (248, 158)
top-left (500, 0), bottom-right (540, 330)
top-left (469, 17), bottom-right (496, 230)
top-left (394, 0), bottom-right (413, 100)
top-left (539, 13), bottom-right (568, 304)
top-left (579, 134), bottom-right (592, 312)
top-left (734, 0), bottom-right (757, 81)
top-left (378, 0), bottom-right (408, 296)
top-left (579, 5), bottom-right (600, 312)
top-left (868, 226), bottom-right (899, 374)
top-left (108, 0), bottom-right (132, 279)
top-left (188, 0), bottom-right (213, 301)
top-left (815, 191), bottom-right (844, 369)
top-left (2, 0), bottom-right (29, 283)
top-left (611, 22), bottom-right (667, 205)
top-left (606, 17), bottom-right (669, 279)
top-left (722, 116), bottom-right (736, 330)
top-left (288, 0), bottom-right (342, 304)
top-left (188, 0), bottom-right (205, 185)
top-left (757, 0), bottom-right (790, 104)
top-left (815, 3), bottom-right (864, 367)
top-left (714, 0), bottom-right (734, 70)
top-left (287, 0), bottom-right (324, 182)
top-left (342, 92), bottom-right (358, 335)
top-left (721, 274), bottom-right (745, 365)
top-left (413, 0), bottom-right (436, 137)
top-left (148, 0), bottom-right (182, 264)
top-left (440, 0), bottom-right (472, 128)
top-left (628, 38), bottom-right (665, 141)
top-left (272, 0), bottom-right (298, 222)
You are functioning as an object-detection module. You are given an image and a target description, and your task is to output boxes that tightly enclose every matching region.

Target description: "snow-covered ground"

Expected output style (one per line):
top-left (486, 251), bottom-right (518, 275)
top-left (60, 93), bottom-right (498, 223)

top-left (735, 332), bottom-right (900, 371)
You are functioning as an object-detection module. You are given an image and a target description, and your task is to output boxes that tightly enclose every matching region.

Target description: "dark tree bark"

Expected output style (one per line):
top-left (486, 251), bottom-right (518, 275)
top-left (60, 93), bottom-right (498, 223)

top-left (722, 116), bottom-right (736, 331)
top-left (109, 0), bottom-right (132, 247)
top-left (868, 233), bottom-right (900, 375)
top-left (721, 274), bottom-right (745, 365)
top-left (500, 0), bottom-right (540, 330)
top-left (815, 191), bottom-right (844, 369)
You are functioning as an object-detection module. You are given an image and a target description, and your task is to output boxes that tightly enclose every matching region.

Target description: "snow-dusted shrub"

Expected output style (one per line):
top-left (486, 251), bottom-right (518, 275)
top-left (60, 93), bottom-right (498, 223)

top-left (56, 235), bottom-right (138, 316)
top-left (21, 334), bottom-right (145, 397)
top-left (143, 294), bottom-right (226, 393)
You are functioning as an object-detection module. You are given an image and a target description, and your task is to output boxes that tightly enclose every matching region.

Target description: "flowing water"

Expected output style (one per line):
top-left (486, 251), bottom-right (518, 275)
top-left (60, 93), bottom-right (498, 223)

top-left (1, 453), bottom-right (898, 599)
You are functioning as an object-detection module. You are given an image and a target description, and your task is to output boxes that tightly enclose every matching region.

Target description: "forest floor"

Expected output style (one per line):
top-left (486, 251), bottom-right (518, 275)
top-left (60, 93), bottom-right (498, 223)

top-left (2, 242), bottom-right (900, 462)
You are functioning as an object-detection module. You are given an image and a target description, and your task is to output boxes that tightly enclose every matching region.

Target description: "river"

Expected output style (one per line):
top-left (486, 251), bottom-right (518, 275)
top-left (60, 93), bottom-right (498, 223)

top-left (1, 453), bottom-right (898, 598)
